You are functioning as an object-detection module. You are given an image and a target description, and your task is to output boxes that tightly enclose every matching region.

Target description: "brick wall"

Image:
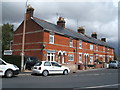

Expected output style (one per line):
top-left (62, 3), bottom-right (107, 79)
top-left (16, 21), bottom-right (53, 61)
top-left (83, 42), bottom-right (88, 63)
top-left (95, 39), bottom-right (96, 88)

top-left (12, 18), bottom-right (114, 65)
top-left (12, 19), bottom-right (44, 60)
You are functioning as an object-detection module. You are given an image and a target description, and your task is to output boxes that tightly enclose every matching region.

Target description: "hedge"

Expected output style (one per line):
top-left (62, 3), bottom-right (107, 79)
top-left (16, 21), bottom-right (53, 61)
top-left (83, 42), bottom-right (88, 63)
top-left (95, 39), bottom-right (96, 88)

top-left (2, 55), bottom-right (23, 70)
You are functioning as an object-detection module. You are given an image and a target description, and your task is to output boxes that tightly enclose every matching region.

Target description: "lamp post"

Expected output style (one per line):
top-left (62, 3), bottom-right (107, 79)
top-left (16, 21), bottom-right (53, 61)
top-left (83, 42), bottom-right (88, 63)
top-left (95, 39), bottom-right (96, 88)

top-left (21, 0), bottom-right (28, 71)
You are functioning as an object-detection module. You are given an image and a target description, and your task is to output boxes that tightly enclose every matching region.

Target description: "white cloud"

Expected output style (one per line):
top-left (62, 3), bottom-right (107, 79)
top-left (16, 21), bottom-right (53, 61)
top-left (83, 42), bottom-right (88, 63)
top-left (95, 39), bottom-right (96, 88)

top-left (2, 1), bottom-right (118, 52)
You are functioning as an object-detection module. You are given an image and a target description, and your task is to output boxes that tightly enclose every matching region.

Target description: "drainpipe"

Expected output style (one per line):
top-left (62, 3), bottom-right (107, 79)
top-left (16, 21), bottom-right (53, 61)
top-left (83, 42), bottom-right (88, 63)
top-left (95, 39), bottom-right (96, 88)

top-left (85, 55), bottom-right (87, 70)
top-left (21, 0), bottom-right (28, 71)
top-left (76, 40), bottom-right (80, 71)
top-left (76, 40), bottom-right (78, 65)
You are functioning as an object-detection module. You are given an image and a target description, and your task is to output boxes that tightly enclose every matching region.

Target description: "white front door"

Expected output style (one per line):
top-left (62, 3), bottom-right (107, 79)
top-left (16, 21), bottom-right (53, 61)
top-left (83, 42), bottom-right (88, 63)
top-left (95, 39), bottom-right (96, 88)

top-left (62, 55), bottom-right (65, 64)
top-left (90, 56), bottom-right (93, 64)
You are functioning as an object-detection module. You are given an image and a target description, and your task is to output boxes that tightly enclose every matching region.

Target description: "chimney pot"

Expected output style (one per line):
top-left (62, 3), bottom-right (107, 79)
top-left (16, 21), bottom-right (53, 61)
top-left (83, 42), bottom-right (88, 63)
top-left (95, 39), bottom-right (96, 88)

top-left (57, 17), bottom-right (65, 28)
top-left (77, 27), bottom-right (85, 34)
top-left (91, 32), bottom-right (97, 39)
top-left (101, 38), bottom-right (106, 42)
top-left (26, 4), bottom-right (34, 20)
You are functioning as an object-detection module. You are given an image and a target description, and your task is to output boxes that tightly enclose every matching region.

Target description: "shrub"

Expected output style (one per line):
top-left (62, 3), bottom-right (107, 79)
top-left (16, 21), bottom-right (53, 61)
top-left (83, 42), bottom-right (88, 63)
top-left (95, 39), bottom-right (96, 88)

top-left (2, 55), bottom-right (22, 69)
top-left (94, 59), bottom-right (102, 64)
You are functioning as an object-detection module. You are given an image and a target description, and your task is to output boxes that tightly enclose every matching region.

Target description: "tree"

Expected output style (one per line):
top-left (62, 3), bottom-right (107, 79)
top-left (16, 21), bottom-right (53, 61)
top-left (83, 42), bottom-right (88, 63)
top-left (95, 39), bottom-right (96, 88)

top-left (2, 23), bottom-right (14, 53)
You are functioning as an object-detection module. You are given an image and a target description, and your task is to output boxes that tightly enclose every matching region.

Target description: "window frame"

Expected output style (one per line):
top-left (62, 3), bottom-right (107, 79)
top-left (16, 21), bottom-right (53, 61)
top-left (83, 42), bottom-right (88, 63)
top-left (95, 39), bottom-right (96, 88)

top-left (96, 45), bottom-right (98, 51)
top-left (68, 54), bottom-right (74, 61)
top-left (49, 34), bottom-right (54, 44)
top-left (90, 44), bottom-right (93, 50)
top-left (103, 47), bottom-right (105, 52)
top-left (79, 40), bottom-right (82, 49)
top-left (79, 53), bottom-right (82, 62)
top-left (69, 38), bottom-right (73, 47)
top-left (47, 53), bottom-right (55, 61)
top-left (90, 56), bottom-right (94, 63)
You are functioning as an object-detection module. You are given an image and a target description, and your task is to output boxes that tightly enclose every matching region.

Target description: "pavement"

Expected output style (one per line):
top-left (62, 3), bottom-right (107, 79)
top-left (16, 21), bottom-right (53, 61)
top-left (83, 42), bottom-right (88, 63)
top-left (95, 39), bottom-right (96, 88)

top-left (19, 68), bottom-right (106, 76)
top-left (2, 68), bottom-right (118, 88)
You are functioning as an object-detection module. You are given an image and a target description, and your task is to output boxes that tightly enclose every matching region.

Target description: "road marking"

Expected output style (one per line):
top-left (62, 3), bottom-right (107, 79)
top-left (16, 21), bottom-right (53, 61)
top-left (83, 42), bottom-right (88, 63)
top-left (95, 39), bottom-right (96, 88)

top-left (83, 84), bottom-right (120, 89)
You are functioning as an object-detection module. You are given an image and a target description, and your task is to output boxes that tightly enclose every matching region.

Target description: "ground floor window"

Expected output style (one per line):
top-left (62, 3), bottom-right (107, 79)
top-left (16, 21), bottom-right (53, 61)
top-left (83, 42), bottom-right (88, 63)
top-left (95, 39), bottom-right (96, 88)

top-left (90, 56), bottom-right (93, 64)
top-left (47, 53), bottom-right (55, 61)
top-left (68, 54), bottom-right (74, 61)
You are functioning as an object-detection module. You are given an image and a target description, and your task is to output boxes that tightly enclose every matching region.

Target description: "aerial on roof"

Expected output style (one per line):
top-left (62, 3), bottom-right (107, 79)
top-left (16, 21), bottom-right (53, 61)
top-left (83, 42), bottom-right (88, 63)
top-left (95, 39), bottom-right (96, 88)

top-left (31, 17), bottom-right (113, 49)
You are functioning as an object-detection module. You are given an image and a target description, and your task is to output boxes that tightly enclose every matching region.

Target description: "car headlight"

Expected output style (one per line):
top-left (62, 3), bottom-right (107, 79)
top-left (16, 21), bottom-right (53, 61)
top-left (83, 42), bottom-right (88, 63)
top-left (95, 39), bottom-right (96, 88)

top-left (13, 65), bottom-right (19, 68)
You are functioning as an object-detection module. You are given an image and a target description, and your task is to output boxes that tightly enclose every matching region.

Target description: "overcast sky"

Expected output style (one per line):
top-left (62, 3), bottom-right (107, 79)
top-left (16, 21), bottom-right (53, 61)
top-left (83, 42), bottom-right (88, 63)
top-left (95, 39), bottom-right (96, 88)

top-left (2, 0), bottom-right (119, 55)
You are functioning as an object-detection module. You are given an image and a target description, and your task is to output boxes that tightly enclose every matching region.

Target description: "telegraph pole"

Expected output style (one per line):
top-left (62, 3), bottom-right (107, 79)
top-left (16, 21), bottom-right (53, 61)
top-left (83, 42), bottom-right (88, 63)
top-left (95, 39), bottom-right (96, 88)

top-left (21, 0), bottom-right (28, 71)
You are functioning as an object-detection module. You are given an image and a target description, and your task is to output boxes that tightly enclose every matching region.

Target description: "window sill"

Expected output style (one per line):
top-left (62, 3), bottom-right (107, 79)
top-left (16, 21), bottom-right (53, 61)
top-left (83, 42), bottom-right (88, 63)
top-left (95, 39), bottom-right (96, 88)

top-left (49, 42), bottom-right (54, 44)
top-left (68, 60), bottom-right (74, 61)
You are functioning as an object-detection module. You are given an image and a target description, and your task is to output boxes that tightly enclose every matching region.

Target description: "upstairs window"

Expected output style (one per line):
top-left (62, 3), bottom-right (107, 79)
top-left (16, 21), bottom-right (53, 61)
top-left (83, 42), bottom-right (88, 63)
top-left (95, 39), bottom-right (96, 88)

top-left (70, 38), bottom-right (73, 47)
top-left (79, 40), bottom-right (82, 49)
top-left (108, 48), bottom-right (109, 53)
top-left (103, 47), bottom-right (105, 52)
top-left (112, 49), bottom-right (114, 54)
top-left (90, 44), bottom-right (93, 50)
top-left (49, 34), bottom-right (54, 44)
top-left (96, 45), bottom-right (98, 51)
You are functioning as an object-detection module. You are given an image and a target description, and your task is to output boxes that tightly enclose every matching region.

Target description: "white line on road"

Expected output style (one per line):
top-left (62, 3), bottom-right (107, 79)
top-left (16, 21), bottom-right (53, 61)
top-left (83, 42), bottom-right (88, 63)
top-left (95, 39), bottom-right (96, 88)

top-left (83, 84), bottom-right (120, 89)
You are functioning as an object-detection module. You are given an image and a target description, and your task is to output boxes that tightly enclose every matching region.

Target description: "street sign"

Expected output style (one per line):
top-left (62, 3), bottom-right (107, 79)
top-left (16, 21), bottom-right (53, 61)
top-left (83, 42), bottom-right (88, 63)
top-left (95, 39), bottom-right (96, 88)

top-left (4, 50), bottom-right (12, 55)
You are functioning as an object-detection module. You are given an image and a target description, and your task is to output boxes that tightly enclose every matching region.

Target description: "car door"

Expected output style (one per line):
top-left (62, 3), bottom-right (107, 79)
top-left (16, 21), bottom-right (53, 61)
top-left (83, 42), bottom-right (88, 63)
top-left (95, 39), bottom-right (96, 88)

top-left (43, 62), bottom-right (53, 74)
top-left (0, 60), bottom-right (7, 76)
top-left (51, 62), bottom-right (63, 74)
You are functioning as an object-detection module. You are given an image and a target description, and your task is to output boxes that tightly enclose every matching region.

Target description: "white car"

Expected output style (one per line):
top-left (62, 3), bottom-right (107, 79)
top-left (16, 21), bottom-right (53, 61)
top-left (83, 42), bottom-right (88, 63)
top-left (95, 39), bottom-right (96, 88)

top-left (0, 58), bottom-right (19, 78)
top-left (32, 61), bottom-right (70, 76)
top-left (109, 60), bottom-right (120, 69)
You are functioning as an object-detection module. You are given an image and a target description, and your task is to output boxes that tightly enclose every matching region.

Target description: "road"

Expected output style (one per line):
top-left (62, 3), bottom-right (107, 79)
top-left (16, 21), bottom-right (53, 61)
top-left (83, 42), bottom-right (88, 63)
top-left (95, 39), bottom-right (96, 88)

top-left (2, 68), bottom-right (119, 89)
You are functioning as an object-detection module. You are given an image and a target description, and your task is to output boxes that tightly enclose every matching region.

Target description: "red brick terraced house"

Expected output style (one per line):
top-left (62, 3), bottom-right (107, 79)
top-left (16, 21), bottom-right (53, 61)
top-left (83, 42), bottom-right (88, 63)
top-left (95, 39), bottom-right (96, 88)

top-left (12, 5), bottom-right (114, 68)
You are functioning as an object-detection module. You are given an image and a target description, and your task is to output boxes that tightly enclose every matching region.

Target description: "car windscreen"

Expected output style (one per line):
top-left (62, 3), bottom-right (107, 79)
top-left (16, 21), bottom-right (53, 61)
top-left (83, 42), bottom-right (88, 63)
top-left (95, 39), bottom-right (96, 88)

top-left (34, 62), bottom-right (42, 66)
top-left (30, 57), bottom-right (38, 61)
top-left (26, 57), bottom-right (39, 62)
top-left (110, 61), bottom-right (116, 63)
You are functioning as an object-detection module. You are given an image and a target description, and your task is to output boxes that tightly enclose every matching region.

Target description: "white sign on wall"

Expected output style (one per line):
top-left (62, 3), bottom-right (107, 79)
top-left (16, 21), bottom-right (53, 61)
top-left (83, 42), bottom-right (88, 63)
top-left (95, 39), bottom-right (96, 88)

top-left (4, 50), bottom-right (12, 55)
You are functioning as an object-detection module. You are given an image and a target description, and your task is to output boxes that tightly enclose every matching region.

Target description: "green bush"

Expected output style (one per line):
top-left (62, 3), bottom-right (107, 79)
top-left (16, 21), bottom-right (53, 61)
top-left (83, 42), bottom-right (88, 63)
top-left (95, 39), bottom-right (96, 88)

top-left (2, 55), bottom-right (22, 69)
top-left (94, 59), bottom-right (102, 64)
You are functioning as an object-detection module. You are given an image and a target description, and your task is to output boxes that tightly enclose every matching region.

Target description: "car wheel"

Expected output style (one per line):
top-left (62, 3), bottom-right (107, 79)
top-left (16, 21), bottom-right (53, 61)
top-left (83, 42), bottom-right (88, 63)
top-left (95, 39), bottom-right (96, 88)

top-left (42, 70), bottom-right (49, 77)
top-left (5, 70), bottom-right (13, 78)
top-left (116, 66), bottom-right (118, 69)
top-left (63, 70), bottom-right (68, 75)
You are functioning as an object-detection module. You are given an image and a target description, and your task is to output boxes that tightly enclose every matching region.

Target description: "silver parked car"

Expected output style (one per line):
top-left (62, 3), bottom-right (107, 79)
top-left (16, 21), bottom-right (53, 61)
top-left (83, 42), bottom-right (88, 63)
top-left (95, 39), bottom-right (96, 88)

top-left (32, 61), bottom-right (70, 76)
top-left (109, 60), bottom-right (120, 69)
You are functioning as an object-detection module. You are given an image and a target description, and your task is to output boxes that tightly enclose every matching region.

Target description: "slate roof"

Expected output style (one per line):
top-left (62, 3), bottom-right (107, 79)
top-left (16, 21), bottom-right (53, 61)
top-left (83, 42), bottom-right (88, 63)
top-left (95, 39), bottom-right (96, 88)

top-left (32, 17), bottom-right (113, 49)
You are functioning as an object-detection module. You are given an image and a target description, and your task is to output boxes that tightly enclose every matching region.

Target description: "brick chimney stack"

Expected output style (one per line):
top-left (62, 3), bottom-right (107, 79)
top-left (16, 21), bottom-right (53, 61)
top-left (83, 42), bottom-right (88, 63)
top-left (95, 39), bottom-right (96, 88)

top-left (57, 17), bottom-right (65, 28)
top-left (101, 38), bottom-right (106, 42)
top-left (26, 4), bottom-right (34, 20)
top-left (91, 32), bottom-right (97, 39)
top-left (77, 27), bottom-right (85, 34)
